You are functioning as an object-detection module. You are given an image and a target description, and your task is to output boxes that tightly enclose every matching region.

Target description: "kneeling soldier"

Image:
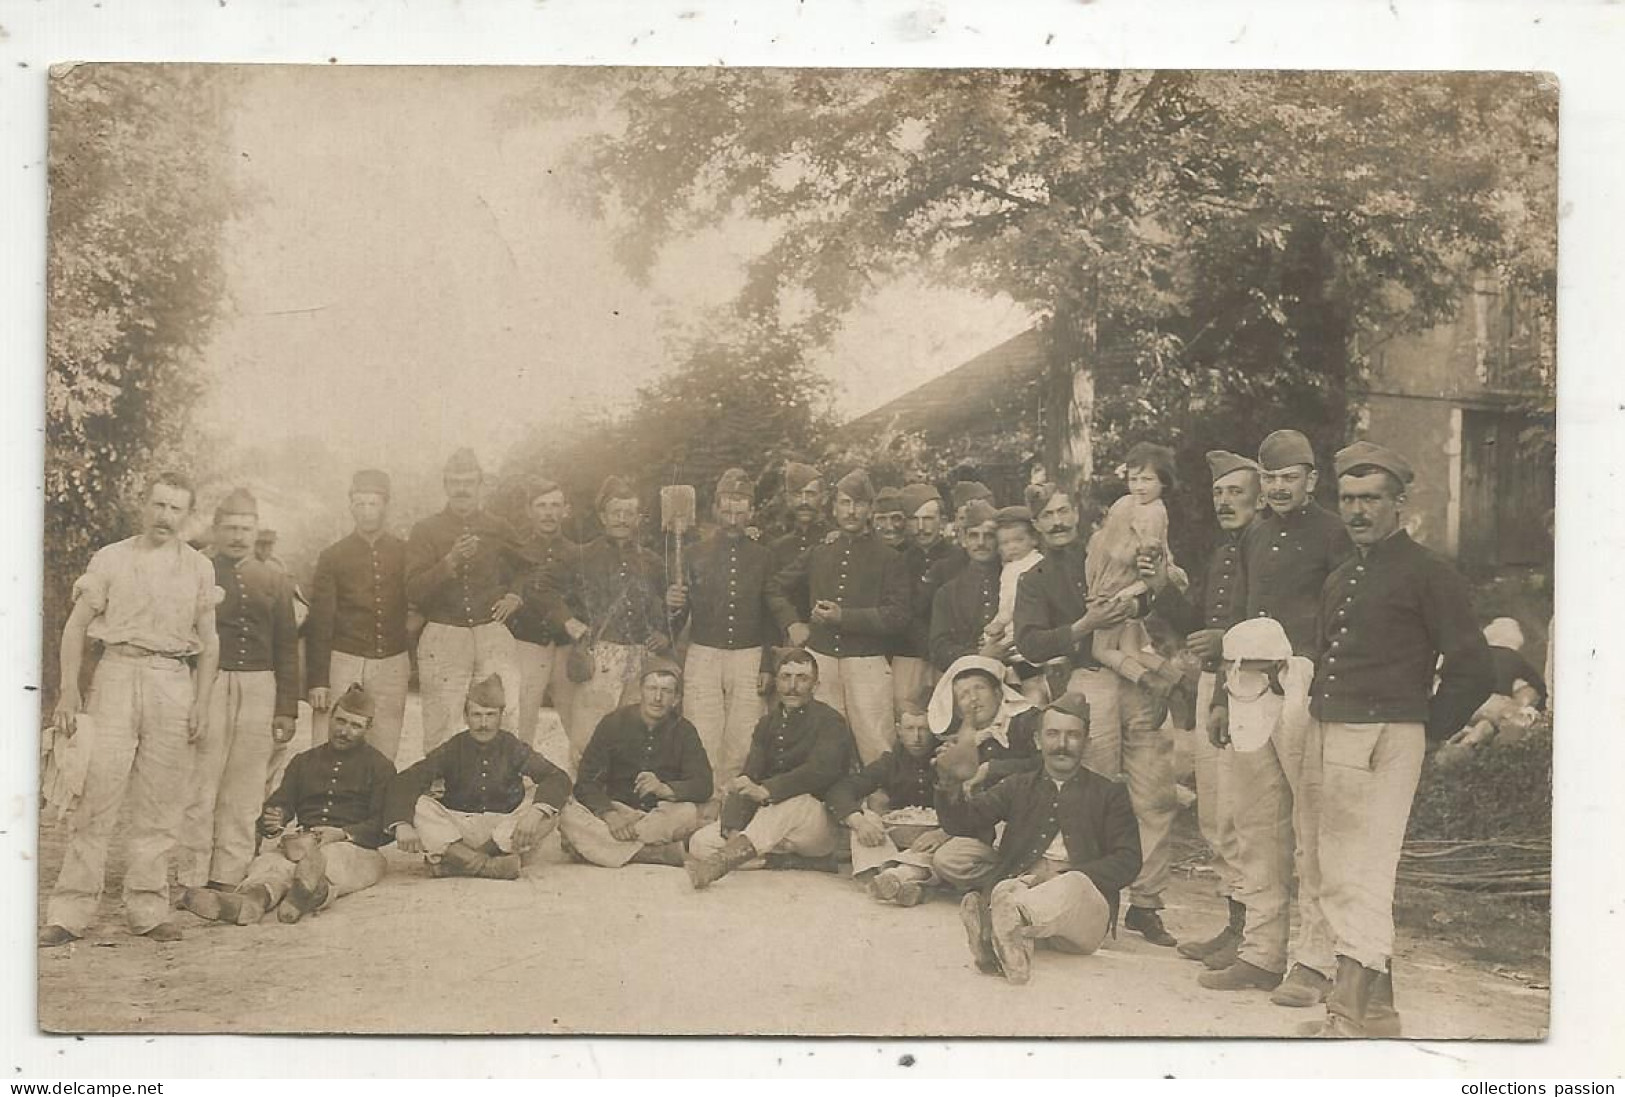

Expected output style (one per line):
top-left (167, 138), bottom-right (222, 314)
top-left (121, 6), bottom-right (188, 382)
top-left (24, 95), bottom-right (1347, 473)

top-left (559, 660), bottom-right (713, 868)
top-left (386, 673), bottom-right (571, 879)
top-left (180, 684), bottom-right (395, 925)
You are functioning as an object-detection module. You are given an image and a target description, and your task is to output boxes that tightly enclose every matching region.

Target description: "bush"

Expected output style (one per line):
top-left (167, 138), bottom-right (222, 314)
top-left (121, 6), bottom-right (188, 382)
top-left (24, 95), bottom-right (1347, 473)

top-left (1407, 715), bottom-right (1553, 841)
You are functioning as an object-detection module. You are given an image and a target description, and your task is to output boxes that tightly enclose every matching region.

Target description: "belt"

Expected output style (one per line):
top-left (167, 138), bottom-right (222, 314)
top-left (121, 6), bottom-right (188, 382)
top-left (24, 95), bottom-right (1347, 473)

top-left (102, 643), bottom-right (190, 666)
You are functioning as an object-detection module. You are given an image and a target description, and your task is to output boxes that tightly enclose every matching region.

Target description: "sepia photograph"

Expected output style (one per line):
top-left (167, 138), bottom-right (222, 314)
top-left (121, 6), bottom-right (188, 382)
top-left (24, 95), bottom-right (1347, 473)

top-left (36, 63), bottom-right (1556, 1039)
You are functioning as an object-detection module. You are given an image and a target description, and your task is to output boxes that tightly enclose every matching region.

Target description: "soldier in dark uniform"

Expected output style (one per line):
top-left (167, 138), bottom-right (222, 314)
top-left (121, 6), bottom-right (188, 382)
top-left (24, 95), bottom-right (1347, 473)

top-left (507, 477), bottom-right (580, 768)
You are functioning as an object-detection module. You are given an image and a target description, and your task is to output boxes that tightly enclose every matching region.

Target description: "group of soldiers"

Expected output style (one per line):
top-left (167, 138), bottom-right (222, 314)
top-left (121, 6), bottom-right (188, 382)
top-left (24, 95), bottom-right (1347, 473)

top-left (40, 430), bottom-right (1500, 1039)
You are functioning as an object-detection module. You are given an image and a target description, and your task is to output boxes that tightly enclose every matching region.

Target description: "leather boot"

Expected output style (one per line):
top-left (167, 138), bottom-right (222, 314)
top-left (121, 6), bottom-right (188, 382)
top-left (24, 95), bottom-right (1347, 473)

top-left (1198, 959), bottom-right (1284, 992)
top-left (1271, 963), bottom-right (1333, 1008)
top-left (628, 841), bottom-right (686, 867)
top-left (958, 891), bottom-right (1001, 976)
top-left (1124, 905), bottom-right (1178, 947)
top-left (1303, 955), bottom-right (1375, 1037)
top-left (1202, 935), bottom-right (1242, 970)
top-left (989, 885), bottom-right (1034, 985)
top-left (685, 834), bottom-right (758, 890)
top-left (1364, 964), bottom-right (1402, 1037)
top-left (434, 840), bottom-right (490, 878)
top-left (1179, 898), bottom-right (1245, 961)
top-left (184, 886), bottom-right (267, 926)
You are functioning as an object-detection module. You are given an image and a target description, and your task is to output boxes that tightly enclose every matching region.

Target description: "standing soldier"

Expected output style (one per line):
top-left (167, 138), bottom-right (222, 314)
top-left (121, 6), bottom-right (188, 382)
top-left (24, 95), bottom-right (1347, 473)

top-left (669, 468), bottom-right (774, 790)
top-left (928, 499), bottom-right (1006, 672)
top-left (766, 462), bottom-right (830, 626)
top-left (1214, 429), bottom-right (1352, 1008)
top-left (40, 471), bottom-right (219, 946)
top-left (767, 468), bottom-right (910, 764)
top-left (893, 481), bottom-right (952, 710)
top-left (1305, 442), bottom-right (1493, 1036)
top-left (405, 448), bottom-right (529, 754)
top-left (507, 477), bottom-right (580, 770)
top-left (1013, 480), bottom-right (1187, 948)
top-left (306, 469), bottom-right (410, 765)
top-left (543, 476), bottom-right (677, 766)
top-left (178, 489), bottom-right (300, 894)
top-left (1172, 452), bottom-right (1258, 969)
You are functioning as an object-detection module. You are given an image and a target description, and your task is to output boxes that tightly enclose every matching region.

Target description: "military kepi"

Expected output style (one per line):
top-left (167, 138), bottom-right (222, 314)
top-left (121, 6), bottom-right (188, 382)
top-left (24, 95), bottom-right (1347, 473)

top-left (784, 462), bottom-right (821, 492)
top-left (961, 499), bottom-right (999, 528)
top-left (334, 683), bottom-right (377, 719)
top-left (467, 673), bottom-right (507, 709)
top-left (1206, 450), bottom-right (1260, 483)
top-left (351, 468), bottom-right (392, 498)
top-left (444, 448), bottom-right (482, 476)
top-left (835, 468), bottom-right (875, 503)
top-left (1257, 429), bottom-right (1316, 471)
top-left (715, 467), bottom-right (753, 498)
top-left (872, 486), bottom-right (904, 514)
top-left (1334, 440), bottom-right (1415, 485)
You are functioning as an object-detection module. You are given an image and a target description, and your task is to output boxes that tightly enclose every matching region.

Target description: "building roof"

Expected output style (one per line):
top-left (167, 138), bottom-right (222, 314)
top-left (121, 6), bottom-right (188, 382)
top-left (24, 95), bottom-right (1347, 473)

top-left (839, 327), bottom-right (1048, 440)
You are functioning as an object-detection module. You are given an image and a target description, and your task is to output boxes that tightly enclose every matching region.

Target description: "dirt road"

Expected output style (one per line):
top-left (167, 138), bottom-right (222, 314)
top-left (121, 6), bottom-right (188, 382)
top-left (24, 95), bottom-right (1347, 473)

top-left (35, 699), bottom-right (1549, 1038)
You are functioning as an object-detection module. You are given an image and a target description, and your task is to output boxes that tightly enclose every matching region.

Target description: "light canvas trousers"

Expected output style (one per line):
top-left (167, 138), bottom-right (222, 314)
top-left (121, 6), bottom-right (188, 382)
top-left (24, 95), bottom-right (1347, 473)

top-left (1317, 720), bottom-right (1426, 970)
top-left (47, 652), bottom-right (197, 935)
top-left (810, 650), bottom-right (894, 765)
top-left (1192, 671), bottom-right (1241, 899)
top-left (240, 839), bottom-right (386, 912)
top-left (178, 669), bottom-right (277, 888)
top-left (992, 870), bottom-right (1112, 954)
top-left (689, 794), bottom-right (838, 861)
top-left (1068, 666), bottom-right (1176, 909)
top-left (417, 621), bottom-right (519, 754)
top-left (513, 638), bottom-right (575, 772)
top-left (891, 655), bottom-right (934, 714)
top-left (1229, 701), bottom-right (1334, 975)
top-left (313, 650), bottom-right (410, 765)
top-left (412, 792), bottom-right (551, 860)
top-left (683, 644), bottom-right (763, 789)
top-left (932, 836), bottom-right (1001, 891)
top-left (559, 799), bottom-right (700, 867)
top-left (567, 641), bottom-right (644, 766)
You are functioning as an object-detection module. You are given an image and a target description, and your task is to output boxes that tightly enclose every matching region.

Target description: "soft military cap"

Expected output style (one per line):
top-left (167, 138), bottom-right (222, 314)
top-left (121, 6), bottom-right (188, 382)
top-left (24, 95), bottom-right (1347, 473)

top-left (216, 488), bottom-right (259, 519)
top-left (640, 655), bottom-right (684, 685)
top-left (467, 673), bottom-right (507, 709)
top-left (1045, 691), bottom-right (1092, 726)
top-left (334, 683), bottom-right (376, 719)
top-left (872, 486), bottom-right (905, 515)
top-left (951, 481), bottom-right (994, 508)
top-left (596, 475), bottom-right (638, 511)
top-left (961, 499), bottom-right (999, 528)
top-left (993, 505), bottom-right (1035, 528)
top-left (1222, 617), bottom-right (1293, 662)
top-left (255, 529), bottom-right (276, 544)
top-left (784, 462), bottom-right (822, 493)
top-left (444, 448), bottom-right (482, 476)
top-left (1205, 450), bottom-right (1261, 484)
top-left (835, 469), bottom-right (875, 503)
top-left (1257, 430), bottom-right (1316, 472)
top-left (1333, 440), bottom-right (1415, 485)
top-left (351, 469), bottom-right (392, 498)
top-left (526, 476), bottom-right (563, 503)
top-left (715, 467), bottom-right (753, 499)
top-left (900, 483), bottom-right (942, 517)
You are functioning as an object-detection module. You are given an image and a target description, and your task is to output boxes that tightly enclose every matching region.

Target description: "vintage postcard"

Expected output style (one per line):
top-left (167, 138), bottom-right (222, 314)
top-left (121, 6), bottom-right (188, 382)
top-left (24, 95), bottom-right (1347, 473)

top-left (38, 64), bottom-right (1554, 1038)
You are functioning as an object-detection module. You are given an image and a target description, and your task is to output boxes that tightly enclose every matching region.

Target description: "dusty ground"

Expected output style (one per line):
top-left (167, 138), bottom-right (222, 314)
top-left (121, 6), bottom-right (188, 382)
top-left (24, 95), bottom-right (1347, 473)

top-left (35, 698), bottom-right (1550, 1038)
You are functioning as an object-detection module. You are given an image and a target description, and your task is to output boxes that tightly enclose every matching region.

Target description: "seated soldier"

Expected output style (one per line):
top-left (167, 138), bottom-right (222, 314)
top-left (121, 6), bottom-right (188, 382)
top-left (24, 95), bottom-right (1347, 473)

top-left (942, 693), bottom-right (1143, 985)
top-left (559, 659), bottom-right (714, 868)
top-left (685, 648), bottom-right (854, 888)
top-left (924, 654), bottom-right (1044, 891)
top-left (180, 684), bottom-right (396, 925)
top-left (385, 673), bottom-right (571, 879)
top-left (826, 704), bottom-right (945, 907)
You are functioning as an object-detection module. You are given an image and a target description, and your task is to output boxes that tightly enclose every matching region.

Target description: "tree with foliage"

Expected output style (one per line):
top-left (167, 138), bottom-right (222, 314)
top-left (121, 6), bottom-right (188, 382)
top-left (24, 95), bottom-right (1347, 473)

top-left (44, 64), bottom-right (240, 698)
top-left (500, 315), bottom-right (838, 537)
top-left (544, 68), bottom-right (1555, 560)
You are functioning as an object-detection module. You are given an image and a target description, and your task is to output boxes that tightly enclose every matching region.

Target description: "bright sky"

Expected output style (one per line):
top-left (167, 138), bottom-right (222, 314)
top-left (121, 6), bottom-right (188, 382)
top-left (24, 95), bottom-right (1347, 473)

top-left (203, 66), bottom-right (1033, 483)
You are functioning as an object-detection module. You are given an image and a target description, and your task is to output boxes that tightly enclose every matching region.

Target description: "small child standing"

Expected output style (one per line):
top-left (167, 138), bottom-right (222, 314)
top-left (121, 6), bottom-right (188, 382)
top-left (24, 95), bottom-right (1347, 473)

top-left (981, 506), bottom-right (1048, 701)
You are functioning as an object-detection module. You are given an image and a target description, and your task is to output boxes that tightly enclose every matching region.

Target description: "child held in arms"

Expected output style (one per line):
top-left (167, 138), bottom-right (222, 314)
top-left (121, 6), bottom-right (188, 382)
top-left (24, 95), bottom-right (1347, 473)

top-left (1085, 443), bottom-right (1199, 723)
